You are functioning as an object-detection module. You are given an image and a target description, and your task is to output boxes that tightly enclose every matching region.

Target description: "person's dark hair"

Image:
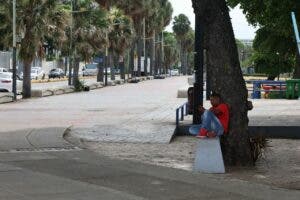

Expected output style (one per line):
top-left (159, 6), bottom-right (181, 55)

top-left (210, 92), bottom-right (221, 99)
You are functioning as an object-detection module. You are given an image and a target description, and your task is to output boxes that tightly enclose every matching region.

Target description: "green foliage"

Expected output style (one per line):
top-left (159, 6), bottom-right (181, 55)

top-left (172, 14), bottom-right (191, 40)
top-left (228, 0), bottom-right (300, 77)
top-left (107, 8), bottom-right (135, 56)
top-left (236, 39), bottom-right (254, 68)
top-left (163, 31), bottom-right (179, 67)
top-left (74, 79), bottom-right (85, 91)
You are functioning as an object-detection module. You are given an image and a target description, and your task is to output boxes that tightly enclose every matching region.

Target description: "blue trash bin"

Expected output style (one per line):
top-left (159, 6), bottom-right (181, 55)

top-left (252, 81), bottom-right (261, 99)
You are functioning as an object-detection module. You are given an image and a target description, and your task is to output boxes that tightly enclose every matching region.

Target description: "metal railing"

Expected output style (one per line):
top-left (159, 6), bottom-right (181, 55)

top-left (176, 102), bottom-right (189, 126)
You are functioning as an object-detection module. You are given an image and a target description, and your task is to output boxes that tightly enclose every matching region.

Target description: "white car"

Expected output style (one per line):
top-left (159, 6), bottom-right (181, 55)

top-left (0, 73), bottom-right (22, 93)
top-left (83, 63), bottom-right (98, 76)
top-left (20, 67), bottom-right (45, 80)
top-left (31, 67), bottom-right (45, 80)
top-left (0, 67), bottom-right (12, 76)
top-left (170, 69), bottom-right (180, 76)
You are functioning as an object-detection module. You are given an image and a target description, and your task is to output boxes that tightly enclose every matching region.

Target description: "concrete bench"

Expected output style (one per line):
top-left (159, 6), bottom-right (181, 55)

top-left (194, 137), bottom-right (225, 174)
top-left (31, 89), bottom-right (54, 97)
top-left (0, 93), bottom-right (13, 104)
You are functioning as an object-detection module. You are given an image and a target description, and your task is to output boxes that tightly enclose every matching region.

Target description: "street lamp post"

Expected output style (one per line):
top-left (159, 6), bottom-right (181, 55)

top-left (12, 0), bottom-right (17, 101)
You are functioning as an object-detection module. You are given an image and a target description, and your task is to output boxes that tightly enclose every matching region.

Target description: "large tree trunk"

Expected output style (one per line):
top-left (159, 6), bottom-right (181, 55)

top-left (137, 34), bottom-right (143, 77)
top-left (144, 40), bottom-right (148, 76)
top-left (64, 57), bottom-right (68, 75)
top-left (109, 52), bottom-right (115, 80)
top-left (119, 55), bottom-right (126, 80)
top-left (193, 0), bottom-right (254, 166)
top-left (293, 52), bottom-right (300, 78)
top-left (129, 42), bottom-right (135, 77)
top-left (97, 59), bottom-right (104, 83)
top-left (180, 41), bottom-right (185, 75)
top-left (22, 61), bottom-right (32, 98)
top-left (150, 33), bottom-right (156, 76)
top-left (72, 57), bottom-right (80, 85)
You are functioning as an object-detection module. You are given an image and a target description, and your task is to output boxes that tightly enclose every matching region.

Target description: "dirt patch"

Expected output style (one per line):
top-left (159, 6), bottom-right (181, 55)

top-left (85, 137), bottom-right (300, 190)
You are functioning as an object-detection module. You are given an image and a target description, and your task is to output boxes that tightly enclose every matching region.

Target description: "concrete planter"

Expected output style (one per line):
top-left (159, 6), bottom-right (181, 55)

top-left (147, 76), bottom-right (154, 80)
top-left (115, 79), bottom-right (125, 85)
top-left (31, 89), bottom-right (54, 98)
top-left (188, 76), bottom-right (195, 85)
top-left (53, 88), bottom-right (65, 95)
top-left (0, 93), bottom-right (13, 104)
top-left (177, 88), bottom-right (188, 98)
top-left (107, 81), bottom-right (116, 86)
top-left (63, 86), bottom-right (75, 94)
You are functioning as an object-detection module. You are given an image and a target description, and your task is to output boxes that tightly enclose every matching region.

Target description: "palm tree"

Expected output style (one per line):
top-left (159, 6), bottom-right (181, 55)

top-left (112, 0), bottom-right (152, 77)
top-left (173, 14), bottom-right (191, 75)
top-left (145, 0), bottom-right (173, 76)
top-left (70, 0), bottom-right (107, 85)
top-left (107, 8), bottom-right (135, 80)
top-left (0, 0), bottom-right (68, 98)
top-left (163, 32), bottom-right (179, 73)
top-left (183, 28), bottom-right (195, 75)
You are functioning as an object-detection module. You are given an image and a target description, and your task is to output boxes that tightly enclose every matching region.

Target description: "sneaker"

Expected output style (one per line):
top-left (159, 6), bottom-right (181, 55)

top-left (196, 128), bottom-right (208, 138)
top-left (207, 131), bottom-right (217, 138)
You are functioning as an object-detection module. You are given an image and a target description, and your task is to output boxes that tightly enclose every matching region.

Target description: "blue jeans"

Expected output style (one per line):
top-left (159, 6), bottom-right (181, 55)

top-left (189, 110), bottom-right (224, 136)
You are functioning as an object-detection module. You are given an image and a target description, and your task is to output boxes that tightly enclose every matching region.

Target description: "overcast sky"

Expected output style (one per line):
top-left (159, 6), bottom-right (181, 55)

top-left (166, 0), bottom-right (257, 40)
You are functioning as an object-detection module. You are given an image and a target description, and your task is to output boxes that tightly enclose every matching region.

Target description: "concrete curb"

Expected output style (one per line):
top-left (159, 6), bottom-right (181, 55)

top-left (0, 93), bottom-right (13, 104)
top-left (107, 81), bottom-right (116, 86)
top-left (115, 79), bottom-right (125, 85)
top-left (175, 124), bottom-right (300, 139)
top-left (31, 89), bottom-right (54, 97)
top-left (63, 127), bottom-right (87, 150)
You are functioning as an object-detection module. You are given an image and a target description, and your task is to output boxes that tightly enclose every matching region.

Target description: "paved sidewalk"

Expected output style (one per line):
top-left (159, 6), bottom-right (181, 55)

top-left (1, 77), bottom-right (300, 199)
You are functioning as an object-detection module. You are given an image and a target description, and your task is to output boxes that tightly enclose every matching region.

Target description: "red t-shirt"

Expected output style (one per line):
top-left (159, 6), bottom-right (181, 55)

top-left (211, 103), bottom-right (229, 133)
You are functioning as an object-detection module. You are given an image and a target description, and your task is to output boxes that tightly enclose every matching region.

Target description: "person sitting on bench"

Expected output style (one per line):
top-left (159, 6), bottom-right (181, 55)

top-left (189, 93), bottom-right (229, 138)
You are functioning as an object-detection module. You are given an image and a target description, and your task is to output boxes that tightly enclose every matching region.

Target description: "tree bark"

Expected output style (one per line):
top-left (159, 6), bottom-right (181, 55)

top-left (22, 61), bottom-right (31, 98)
top-left (137, 34), bottom-right (143, 77)
top-left (109, 51), bottom-right (115, 80)
top-left (97, 58), bottom-right (104, 83)
top-left (144, 40), bottom-right (148, 76)
top-left (72, 57), bottom-right (80, 85)
top-left (293, 52), bottom-right (300, 79)
top-left (119, 55), bottom-right (126, 80)
top-left (129, 42), bottom-right (135, 77)
top-left (180, 41), bottom-right (185, 75)
top-left (149, 34), bottom-right (155, 76)
top-left (192, 0), bottom-right (254, 166)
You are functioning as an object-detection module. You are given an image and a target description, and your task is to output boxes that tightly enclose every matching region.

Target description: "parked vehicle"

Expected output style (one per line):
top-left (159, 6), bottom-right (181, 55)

top-left (170, 69), bottom-right (179, 76)
top-left (20, 67), bottom-right (45, 80)
top-left (0, 67), bottom-right (12, 76)
top-left (48, 68), bottom-right (64, 79)
top-left (83, 63), bottom-right (98, 76)
top-left (31, 67), bottom-right (45, 80)
top-left (0, 73), bottom-right (22, 93)
top-left (67, 69), bottom-right (83, 77)
top-left (104, 67), bottom-right (111, 75)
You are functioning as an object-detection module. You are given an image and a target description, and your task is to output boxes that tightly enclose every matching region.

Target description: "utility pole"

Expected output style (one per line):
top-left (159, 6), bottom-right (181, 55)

top-left (12, 0), bottom-right (17, 100)
top-left (152, 30), bottom-right (155, 76)
top-left (105, 31), bottom-right (108, 86)
top-left (161, 31), bottom-right (164, 75)
top-left (143, 18), bottom-right (147, 76)
top-left (68, 0), bottom-right (73, 86)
